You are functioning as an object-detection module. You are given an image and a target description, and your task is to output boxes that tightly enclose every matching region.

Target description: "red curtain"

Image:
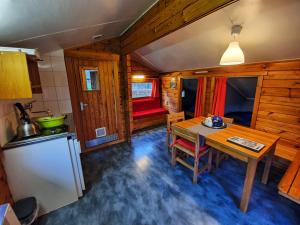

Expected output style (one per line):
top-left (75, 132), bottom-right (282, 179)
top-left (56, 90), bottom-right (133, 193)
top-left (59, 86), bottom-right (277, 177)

top-left (212, 77), bottom-right (227, 116)
top-left (194, 78), bottom-right (204, 117)
top-left (151, 79), bottom-right (160, 98)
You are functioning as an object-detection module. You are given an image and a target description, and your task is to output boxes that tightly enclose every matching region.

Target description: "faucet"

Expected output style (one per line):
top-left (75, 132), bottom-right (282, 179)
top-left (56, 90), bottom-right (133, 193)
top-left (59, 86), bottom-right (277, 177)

top-left (31, 110), bottom-right (53, 117)
top-left (25, 101), bottom-right (53, 116)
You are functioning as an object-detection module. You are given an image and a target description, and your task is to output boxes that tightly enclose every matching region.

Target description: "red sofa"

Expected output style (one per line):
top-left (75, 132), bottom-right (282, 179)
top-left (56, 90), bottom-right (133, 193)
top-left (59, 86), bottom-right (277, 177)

top-left (132, 98), bottom-right (168, 120)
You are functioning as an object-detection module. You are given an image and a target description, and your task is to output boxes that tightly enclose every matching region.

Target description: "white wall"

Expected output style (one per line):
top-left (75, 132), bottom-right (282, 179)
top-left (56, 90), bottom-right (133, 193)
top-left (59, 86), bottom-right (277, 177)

top-left (0, 49), bottom-right (72, 147)
top-left (35, 49), bottom-right (72, 115)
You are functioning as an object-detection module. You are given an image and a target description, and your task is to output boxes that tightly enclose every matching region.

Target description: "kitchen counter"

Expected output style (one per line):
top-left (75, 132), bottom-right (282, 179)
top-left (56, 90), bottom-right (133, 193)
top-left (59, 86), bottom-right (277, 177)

top-left (2, 131), bottom-right (75, 150)
top-left (3, 113), bottom-right (76, 150)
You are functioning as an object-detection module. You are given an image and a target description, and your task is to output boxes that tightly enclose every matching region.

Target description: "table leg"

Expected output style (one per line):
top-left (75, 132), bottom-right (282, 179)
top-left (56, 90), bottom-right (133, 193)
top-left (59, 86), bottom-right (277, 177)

top-left (262, 145), bottom-right (275, 184)
top-left (240, 158), bottom-right (258, 212)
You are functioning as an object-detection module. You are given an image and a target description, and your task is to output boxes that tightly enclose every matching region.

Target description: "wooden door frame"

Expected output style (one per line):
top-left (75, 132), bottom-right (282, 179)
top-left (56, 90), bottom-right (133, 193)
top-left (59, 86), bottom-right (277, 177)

top-left (208, 74), bottom-right (264, 128)
top-left (178, 76), bottom-right (207, 115)
top-left (250, 76), bottom-right (263, 128)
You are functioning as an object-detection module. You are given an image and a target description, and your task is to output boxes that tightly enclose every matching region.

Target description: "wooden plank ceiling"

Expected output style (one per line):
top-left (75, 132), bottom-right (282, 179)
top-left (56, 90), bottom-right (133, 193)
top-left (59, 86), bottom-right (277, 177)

top-left (121, 0), bottom-right (238, 54)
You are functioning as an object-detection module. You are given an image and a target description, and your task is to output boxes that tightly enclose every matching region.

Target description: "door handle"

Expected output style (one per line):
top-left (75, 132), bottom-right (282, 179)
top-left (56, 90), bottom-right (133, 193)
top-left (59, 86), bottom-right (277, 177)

top-left (80, 102), bottom-right (88, 111)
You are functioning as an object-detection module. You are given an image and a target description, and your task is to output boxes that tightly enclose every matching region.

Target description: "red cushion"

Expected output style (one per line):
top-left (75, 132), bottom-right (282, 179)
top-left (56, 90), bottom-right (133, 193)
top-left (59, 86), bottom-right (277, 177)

top-left (133, 98), bottom-right (161, 112)
top-left (133, 108), bottom-right (168, 120)
top-left (174, 138), bottom-right (208, 153)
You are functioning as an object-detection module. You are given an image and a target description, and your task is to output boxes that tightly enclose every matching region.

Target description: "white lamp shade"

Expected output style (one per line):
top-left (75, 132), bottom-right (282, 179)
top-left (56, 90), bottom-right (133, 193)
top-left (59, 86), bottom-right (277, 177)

top-left (220, 41), bottom-right (244, 65)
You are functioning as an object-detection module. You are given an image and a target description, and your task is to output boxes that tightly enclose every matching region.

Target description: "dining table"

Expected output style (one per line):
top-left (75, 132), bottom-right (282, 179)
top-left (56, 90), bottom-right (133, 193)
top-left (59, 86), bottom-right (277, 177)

top-left (172, 116), bottom-right (280, 212)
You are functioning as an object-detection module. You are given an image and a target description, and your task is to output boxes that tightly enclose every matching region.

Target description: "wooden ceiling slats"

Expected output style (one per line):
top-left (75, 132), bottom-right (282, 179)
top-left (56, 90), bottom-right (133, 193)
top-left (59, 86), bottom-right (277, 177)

top-left (121, 0), bottom-right (237, 54)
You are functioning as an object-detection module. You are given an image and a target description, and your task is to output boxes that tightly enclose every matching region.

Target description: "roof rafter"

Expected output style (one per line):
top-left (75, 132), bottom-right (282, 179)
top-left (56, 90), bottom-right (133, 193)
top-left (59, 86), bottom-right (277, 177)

top-left (120, 0), bottom-right (238, 54)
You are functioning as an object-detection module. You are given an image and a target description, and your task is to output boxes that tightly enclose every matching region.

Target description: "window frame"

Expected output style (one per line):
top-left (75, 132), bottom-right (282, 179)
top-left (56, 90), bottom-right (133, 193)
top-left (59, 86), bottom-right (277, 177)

top-left (80, 66), bottom-right (100, 92)
top-left (131, 80), bottom-right (153, 99)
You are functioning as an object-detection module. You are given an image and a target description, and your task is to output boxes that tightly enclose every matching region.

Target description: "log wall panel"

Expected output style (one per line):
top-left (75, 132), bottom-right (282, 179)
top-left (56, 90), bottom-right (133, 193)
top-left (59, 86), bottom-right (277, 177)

top-left (260, 96), bottom-right (300, 108)
top-left (161, 74), bottom-right (180, 113)
top-left (263, 80), bottom-right (300, 88)
top-left (160, 60), bottom-right (300, 161)
top-left (125, 55), bottom-right (134, 134)
top-left (261, 88), bottom-right (290, 97)
top-left (70, 37), bottom-right (121, 54)
top-left (0, 155), bottom-right (13, 205)
top-left (131, 60), bottom-right (160, 76)
top-left (258, 103), bottom-right (300, 117)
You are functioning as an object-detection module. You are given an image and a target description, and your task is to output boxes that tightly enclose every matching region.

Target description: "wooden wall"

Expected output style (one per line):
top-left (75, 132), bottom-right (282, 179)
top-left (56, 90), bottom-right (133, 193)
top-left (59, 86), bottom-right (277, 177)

top-left (125, 55), bottom-right (134, 135)
top-left (130, 60), bottom-right (160, 77)
top-left (161, 60), bottom-right (300, 162)
top-left (0, 153), bottom-right (13, 205)
top-left (162, 72), bottom-right (181, 113)
top-left (70, 38), bottom-right (121, 54)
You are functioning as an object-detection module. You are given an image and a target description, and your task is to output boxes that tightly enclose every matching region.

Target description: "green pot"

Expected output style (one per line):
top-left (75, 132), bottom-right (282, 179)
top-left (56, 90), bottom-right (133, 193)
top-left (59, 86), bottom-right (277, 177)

top-left (36, 115), bottom-right (66, 129)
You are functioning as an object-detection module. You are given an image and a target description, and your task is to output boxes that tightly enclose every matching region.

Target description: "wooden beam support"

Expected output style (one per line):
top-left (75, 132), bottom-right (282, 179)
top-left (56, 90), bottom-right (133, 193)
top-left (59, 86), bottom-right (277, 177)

top-left (121, 0), bottom-right (237, 54)
top-left (120, 54), bottom-right (132, 141)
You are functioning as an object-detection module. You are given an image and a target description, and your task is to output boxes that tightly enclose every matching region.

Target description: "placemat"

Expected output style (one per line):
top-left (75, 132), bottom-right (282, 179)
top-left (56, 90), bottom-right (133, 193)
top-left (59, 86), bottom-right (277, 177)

top-left (188, 123), bottom-right (231, 137)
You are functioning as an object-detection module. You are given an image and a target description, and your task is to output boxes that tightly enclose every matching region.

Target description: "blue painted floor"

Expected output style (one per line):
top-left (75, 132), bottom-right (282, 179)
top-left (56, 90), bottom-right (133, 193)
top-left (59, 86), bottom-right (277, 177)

top-left (37, 126), bottom-right (300, 225)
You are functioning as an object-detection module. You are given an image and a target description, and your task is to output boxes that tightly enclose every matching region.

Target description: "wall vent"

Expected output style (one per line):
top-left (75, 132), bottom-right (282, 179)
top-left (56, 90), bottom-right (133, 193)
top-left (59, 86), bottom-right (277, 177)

top-left (95, 127), bottom-right (106, 138)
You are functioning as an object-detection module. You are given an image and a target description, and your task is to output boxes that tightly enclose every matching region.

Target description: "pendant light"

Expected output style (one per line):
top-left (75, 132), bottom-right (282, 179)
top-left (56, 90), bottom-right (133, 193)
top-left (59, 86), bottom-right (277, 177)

top-left (220, 25), bottom-right (244, 65)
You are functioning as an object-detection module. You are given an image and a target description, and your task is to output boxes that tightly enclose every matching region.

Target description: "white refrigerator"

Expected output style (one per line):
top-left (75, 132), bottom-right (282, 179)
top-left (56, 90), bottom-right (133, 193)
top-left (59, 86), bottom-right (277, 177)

top-left (3, 136), bottom-right (85, 216)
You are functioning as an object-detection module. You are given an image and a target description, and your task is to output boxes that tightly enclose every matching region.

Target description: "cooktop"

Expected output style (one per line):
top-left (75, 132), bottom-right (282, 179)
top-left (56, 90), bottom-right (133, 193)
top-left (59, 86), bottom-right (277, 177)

top-left (4, 125), bottom-right (72, 149)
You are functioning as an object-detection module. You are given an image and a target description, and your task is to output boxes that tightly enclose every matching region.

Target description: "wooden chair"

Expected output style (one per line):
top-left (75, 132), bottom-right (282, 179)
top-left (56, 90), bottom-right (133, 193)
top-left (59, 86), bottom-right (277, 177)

top-left (207, 113), bottom-right (234, 168)
top-left (171, 127), bottom-right (212, 184)
top-left (167, 112), bottom-right (185, 148)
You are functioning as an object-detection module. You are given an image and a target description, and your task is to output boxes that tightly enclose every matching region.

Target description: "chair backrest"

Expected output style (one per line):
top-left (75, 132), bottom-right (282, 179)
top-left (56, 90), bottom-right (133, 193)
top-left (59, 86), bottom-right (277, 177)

top-left (207, 113), bottom-right (234, 124)
top-left (167, 111), bottom-right (185, 131)
top-left (172, 125), bottom-right (202, 156)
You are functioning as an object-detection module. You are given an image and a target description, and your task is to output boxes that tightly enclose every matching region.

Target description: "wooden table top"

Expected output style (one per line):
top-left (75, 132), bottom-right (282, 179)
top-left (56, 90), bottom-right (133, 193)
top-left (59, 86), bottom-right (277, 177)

top-left (173, 117), bottom-right (280, 160)
top-left (173, 117), bottom-right (205, 129)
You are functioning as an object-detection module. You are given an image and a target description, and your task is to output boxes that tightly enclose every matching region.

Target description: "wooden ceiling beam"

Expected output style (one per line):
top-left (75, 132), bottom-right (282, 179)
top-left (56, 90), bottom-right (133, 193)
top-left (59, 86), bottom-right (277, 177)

top-left (121, 0), bottom-right (238, 54)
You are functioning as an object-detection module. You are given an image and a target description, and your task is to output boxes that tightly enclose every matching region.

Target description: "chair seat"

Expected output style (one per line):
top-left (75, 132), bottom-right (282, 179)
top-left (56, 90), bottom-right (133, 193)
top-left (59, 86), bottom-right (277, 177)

top-left (174, 138), bottom-right (208, 153)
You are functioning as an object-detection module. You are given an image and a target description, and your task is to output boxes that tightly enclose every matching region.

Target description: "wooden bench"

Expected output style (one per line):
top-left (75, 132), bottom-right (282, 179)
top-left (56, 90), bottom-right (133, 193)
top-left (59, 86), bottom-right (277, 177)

top-left (278, 150), bottom-right (300, 204)
top-left (133, 114), bottom-right (167, 131)
top-left (132, 97), bottom-right (168, 131)
top-left (274, 139), bottom-right (299, 161)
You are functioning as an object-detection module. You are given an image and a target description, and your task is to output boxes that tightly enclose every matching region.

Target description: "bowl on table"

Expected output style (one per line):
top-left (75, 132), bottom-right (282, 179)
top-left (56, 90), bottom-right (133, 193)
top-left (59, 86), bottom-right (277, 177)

top-left (202, 116), bottom-right (226, 129)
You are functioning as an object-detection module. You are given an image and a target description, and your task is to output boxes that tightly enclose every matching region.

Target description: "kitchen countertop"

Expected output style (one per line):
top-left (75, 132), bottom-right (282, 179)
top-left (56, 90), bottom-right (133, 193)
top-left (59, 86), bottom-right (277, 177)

top-left (2, 131), bottom-right (75, 150)
top-left (3, 113), bottom-right (76, 150)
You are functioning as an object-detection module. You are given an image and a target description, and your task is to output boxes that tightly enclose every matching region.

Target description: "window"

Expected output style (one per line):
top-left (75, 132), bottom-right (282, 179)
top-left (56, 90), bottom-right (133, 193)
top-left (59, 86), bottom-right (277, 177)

top-left (132, 82), bottom-right (152, 98)
top-left (80, 67), bottom-right (100, 91)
